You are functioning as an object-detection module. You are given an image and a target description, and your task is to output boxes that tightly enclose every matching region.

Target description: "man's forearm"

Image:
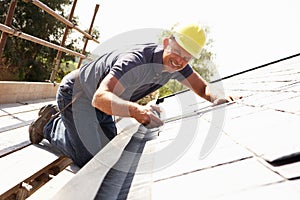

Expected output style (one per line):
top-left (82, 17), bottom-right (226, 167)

top-left (92, 90), bottom-right (137, 117)
top-left (92, 90), bottom-right (163, 127)
top-left (182, 72), bottom-right (221, 103)
top-left (204, 85), bottom-right (219, 103)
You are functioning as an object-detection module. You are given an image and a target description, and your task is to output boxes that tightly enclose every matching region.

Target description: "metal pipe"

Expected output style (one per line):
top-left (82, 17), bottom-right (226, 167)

top-left (0, 23), bottom-right (86, 58)
top-left (50, 0), bottom-right (78, 82)
top-left (0, 0), bottom-right (18, 62)
top-left (22, 0), bottom-right (100, 44)
top-left (77, 4), bottom-right (100, 68)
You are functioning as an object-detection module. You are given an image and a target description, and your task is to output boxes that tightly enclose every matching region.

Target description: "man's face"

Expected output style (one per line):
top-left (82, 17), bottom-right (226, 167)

top-left (162, 37), bottom-right (193, 73)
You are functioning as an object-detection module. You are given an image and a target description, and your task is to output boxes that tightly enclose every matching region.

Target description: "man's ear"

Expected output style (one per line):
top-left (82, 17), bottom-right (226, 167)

top-left (163, 37), bottom-right (169, 49)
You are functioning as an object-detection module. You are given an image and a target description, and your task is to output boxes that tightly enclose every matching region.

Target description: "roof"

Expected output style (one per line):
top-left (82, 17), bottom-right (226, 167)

top-left (0, 54), bottom-right (300, 199)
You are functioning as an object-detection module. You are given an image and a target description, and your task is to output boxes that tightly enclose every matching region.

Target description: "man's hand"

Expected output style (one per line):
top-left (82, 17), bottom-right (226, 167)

top-left (130, 104), bottom-right (163, 128)
top-left (213, 95), bottom-right (243, 106)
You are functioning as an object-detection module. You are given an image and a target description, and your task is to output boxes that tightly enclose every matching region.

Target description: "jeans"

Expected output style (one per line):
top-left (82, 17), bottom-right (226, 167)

top-left (44, 71), bottom-right (117, 167)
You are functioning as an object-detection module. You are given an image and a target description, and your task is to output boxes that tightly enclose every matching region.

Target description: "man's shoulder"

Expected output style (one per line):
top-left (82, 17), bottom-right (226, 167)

top-left (127, 43), bottom-right (159, 56)
top-left (118, 43), bottom-right (160, 62)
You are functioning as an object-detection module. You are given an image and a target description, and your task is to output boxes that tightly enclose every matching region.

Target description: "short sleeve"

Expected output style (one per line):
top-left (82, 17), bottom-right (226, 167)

top-left (109, 53), bottom-right (146, 87)
top-left (172, 64), bottom-right (193, 81)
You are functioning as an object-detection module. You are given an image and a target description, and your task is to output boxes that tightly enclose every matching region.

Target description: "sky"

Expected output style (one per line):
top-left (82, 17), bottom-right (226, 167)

top-left (72, 0), bottom-right (300, 77)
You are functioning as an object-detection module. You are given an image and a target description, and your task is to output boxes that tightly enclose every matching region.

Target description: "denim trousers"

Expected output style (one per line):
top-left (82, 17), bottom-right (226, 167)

top-left (44, 72), bottom-right (117, 167)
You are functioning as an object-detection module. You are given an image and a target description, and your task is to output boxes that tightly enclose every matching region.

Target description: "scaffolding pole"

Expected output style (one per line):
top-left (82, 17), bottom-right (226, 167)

top-left (77, 4), bottom-right (100, 69)
top-left (49, 0), bottom-right (78, 83)
top-left (22, 0), bottom-right (100, 44)
top-left (0, 23), bottom-right (86, 58)
top-left (0, 0), bottom-right (18, 64)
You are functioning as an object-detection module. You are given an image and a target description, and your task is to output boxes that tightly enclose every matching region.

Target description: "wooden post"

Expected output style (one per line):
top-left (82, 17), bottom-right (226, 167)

top-left (0, 0), bottom-right (18, 64)
top-left (77, 4), bottom-right (100, 69)
top-left (49, 0), bottom-right (78, 83)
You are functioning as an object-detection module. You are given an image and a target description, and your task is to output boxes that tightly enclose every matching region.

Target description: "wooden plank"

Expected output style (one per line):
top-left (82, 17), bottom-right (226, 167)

top-left (27, 169), bottom-right (76, 200)
top-left (0, 145), bottom-right (60, 195)
top-left (0, 126), bottom-right (30, 155)
top-left (0, 156), bottom-right (72, 199)
top-left (0, 115), bottom-right (27, 132)
top-left (0, 98), bottom-right (56, 133)
top-left (0, 141), bottom-right (30, 158)
top-left (0, 98), bottom-right (56, 116)
top-left (51, 118), bottom-right (141, 200)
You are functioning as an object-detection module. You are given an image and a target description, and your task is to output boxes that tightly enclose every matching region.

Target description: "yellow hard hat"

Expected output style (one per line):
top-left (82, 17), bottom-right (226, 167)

top-left (173, 24), bottom-right (206, 59)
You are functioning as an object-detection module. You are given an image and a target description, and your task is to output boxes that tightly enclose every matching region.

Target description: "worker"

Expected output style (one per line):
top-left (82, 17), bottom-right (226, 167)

top-left (29, 24), bottom-right (239, 167)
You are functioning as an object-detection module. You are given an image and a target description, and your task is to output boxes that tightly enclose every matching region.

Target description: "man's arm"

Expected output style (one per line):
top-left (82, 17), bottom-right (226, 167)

top-left (180, 71), bottom-right (238, 104)
top-left (92, 74), bottom-right (163, 128)
top-left (180, 71), bottom-right (217, 103)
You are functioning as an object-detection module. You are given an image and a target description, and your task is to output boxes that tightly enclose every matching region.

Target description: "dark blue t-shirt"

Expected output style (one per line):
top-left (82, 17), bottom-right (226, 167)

top-left (79, 43), bottom-right (193, 102)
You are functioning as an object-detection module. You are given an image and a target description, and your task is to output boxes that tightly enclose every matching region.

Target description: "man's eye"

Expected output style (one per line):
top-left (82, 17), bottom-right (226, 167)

top-left (175, 50), bottom-right (181, 55)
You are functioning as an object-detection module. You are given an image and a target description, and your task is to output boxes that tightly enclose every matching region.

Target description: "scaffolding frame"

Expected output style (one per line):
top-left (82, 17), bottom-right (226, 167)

top-left (0, 0), bottom-right (100, 82)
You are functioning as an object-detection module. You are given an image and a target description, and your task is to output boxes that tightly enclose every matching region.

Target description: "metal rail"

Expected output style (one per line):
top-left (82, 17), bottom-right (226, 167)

top-left (1, 0), bottom-right (100, 81)
top-left (0, 0), bottom-right (18, 61)
top-left (22, 0), bottom-right (100, 44)
top-left (0, 23), bottom-right (86, 58)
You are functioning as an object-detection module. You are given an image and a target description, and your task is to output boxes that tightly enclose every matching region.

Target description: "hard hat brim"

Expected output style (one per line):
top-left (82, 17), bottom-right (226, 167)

top-left (174, 33), bottom-right (203, 59)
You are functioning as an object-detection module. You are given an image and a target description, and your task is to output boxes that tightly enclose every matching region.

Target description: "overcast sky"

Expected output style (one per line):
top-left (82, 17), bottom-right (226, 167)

top-left (73, 0), bottom-right (300, 77)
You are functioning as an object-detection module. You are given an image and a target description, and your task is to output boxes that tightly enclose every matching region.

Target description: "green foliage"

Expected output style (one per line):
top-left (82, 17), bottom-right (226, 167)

top-left (137, 90), bottom-right (159, 105)
top-left (157, 79), bottom-right (187, 98)
top-left (56, 60), bottom-right (77, 82)
top-left (0, 0), bottom-right (98, 82)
